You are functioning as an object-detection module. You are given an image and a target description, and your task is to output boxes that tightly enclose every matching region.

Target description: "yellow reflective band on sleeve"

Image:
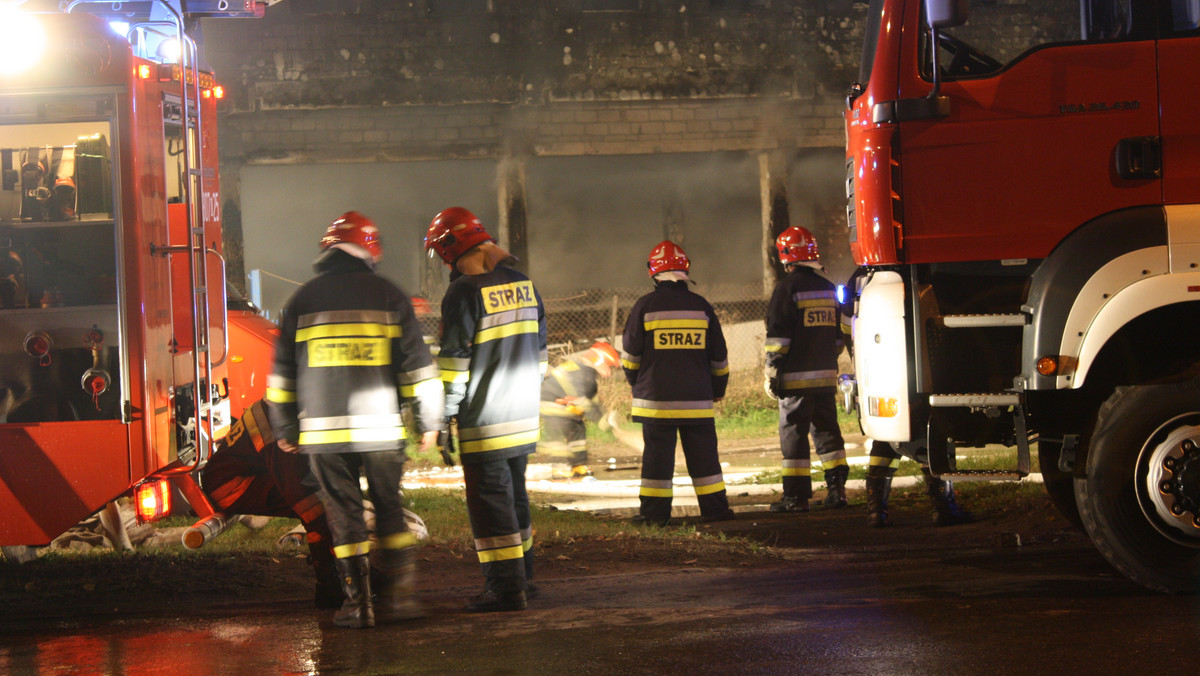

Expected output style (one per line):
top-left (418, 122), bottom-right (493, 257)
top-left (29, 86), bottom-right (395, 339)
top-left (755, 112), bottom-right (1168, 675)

top-left (265, 387), bottom-right (296, 404)
top-left (459, 429), bottom-right (541, 454)
top-left (380, 531), bottom-right (420, 550)
top-left (477, 544), bottom-right (525, 563)
top-left (694, 481), bottom-right (726, 496)
top-left (333, 541), bottom-right (372, 558)
top-left (631, 406), bottom-right (714, 419)
top-left (296, 323), bottom-right (401, 342)
top-left (795, 299), bottom-right (836, 309)
top-left (298, 427), bottom-right (405, 446)
top-left (622, 358), bottom-right (640, 370)
top-left (781, 466), bottom-right (811, 477)
top-left (819, 457), bottom-right (849, 469)
top-left (522, 535), bottom-right (533, 553)
top-left (475, 319), bottom-right (540, 344)
top-left (711, 365), bottom-right (730, 376)
top-left (639, 486), bottom-right (674, 497)
top-left (401, 377), bottom-right (444, 398)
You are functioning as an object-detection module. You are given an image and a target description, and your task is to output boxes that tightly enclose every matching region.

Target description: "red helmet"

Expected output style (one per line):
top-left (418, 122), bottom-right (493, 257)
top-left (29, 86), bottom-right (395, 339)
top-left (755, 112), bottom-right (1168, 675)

top-left (321, 211), bottom-right (382, 262)
top-left (647, 240), bottom-right (690, 277)
top-left (425, 206), bottom-right (494, 265)
top-left (586, 341), bottom-right (620, 369)
top-left (775, 226), bottom-right (819, 265)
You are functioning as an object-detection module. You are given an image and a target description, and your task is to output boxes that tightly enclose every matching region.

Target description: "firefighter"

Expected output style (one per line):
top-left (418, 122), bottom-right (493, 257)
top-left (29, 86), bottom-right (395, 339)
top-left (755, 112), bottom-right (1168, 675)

top-left (763, 226), bottom-right (851, 513)
top-left (424, 206), bottom-right (547, 613)
top-left (622, 240), bottom-right (734, 525)
top-left (200, 399), bottom-right (340, 609)
top-left (267, 211), bottom-right (444, 629)
top-left (539, 341), bottom-right (621, 480)
top-left (865, 442), bottom-right (975, 527)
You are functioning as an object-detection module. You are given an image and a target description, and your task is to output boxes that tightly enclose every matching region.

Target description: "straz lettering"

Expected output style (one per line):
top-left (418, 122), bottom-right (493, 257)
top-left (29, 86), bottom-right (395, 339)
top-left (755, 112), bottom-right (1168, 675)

top-left (803, 308), bottom-right (836, 327)
top-left (655, 329), bottom-right (706, 349)
top-left (308, 337), bottom-right (388, 367)
top-left (482, 280), bottom-right (537, 314)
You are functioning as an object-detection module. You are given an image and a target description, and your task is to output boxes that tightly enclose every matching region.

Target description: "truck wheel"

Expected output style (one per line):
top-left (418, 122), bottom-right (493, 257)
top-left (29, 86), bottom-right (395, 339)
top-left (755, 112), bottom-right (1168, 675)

top-left (1038, 439), bottom-right (1082, 529)
top-left (1077, 381), bottom-right (1200, 593)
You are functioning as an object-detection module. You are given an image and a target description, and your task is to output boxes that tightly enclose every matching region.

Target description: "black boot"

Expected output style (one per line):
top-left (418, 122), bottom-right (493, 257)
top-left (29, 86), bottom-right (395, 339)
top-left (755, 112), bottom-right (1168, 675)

top-left (923, 468), bottom-right (975, 527)
top-left (375, 547), bottom-right (424, 624)
top-left (309, 544), bottom-right (343, 610)
top-left (333, 555), bottom-right (374, 628)
top-left (865, 475), bottom-right (892, 527)
top-left (821, 465), bottom-right (850, 508)
top-left (466, 579), bottom-right (528, 613)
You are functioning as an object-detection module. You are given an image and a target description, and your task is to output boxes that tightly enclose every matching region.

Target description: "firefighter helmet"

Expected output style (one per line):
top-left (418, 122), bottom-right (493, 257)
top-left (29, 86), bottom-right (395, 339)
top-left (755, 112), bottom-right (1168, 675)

top-left (320, 211), bottom-right (382, 262)
top-left (647, 240), bottom-right (690, 276)
top-left (425, 206), bottom-right (494, 265)
top-left (775, 226), bottom-right (820, 265)
top-left (586, 341), bottom-right (620, 369)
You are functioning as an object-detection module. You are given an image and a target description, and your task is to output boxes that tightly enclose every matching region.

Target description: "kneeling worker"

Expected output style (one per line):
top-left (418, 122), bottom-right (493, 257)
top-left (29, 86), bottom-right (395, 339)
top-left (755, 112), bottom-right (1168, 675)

top-left (539, 341), bottom-right (621, 480)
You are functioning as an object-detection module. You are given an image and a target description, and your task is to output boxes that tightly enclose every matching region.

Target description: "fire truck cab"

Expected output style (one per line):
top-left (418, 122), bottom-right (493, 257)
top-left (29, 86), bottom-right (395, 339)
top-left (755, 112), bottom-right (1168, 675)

top-left (845, 0), bottom-right (1200, 592)
top-left (0, 1), bottom-right (265, 550)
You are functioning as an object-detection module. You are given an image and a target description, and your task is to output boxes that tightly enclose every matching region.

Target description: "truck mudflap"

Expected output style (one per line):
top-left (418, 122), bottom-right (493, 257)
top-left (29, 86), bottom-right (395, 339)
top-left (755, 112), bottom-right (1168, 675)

top-left (0, 420), bottom-right (130, 546)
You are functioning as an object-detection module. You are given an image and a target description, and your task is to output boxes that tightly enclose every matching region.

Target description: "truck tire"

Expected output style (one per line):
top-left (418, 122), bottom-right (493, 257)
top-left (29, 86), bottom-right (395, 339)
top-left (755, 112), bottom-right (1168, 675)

top-left (1077, 381), bottom-right (1200, 593)
top-left (1038, 439), bottom-right (1082, 529)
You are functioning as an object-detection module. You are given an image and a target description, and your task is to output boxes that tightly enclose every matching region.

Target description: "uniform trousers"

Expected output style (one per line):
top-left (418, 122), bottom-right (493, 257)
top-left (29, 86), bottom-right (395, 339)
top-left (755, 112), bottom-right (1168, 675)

top-left (463, 454), bottom-right (533, 594)
top-left (639, 421), bottom-right (730, 522)
top-left (308, 450), bottom-right (413, 559)
top-left (778, 391), bottom-right (846, 500)
top-left (540, 415), bottom-right (588, 466)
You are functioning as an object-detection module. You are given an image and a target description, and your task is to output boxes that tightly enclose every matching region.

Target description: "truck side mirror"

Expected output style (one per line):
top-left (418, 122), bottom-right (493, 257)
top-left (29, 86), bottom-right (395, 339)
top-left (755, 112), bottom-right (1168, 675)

top-left (925, 0), bottom-right (968, 29)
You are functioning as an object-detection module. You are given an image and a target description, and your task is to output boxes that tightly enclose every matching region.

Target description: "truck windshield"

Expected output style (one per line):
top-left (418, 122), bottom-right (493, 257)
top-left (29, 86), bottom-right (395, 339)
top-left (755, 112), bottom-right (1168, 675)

top-left (858, 0), bottom-right (887, 85)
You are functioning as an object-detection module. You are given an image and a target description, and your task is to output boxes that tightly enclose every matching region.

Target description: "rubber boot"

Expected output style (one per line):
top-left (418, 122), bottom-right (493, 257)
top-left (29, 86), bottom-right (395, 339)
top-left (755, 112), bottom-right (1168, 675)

top-left (865, 475), bottom-right (892, 527)
top-left (923, 467), bottom-right (975, 527)
top-left (375, 547), bottom-right (424, 624)
top-left (821, 465), bottom-right (849, 508)
top-left (466, 578), bottom-right (528, 613)
top-left (333, 555), bottom-right (374, 628)
top-left (309, 544), bottom-right (343, 610)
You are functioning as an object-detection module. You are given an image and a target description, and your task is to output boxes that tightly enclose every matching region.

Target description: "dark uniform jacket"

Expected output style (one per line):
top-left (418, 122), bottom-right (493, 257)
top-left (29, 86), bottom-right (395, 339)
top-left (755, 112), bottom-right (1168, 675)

top-left (764, 266), bottom-right (851, 394)
top-left (541, 356), bottom-right (603, 422)
top-left (266, 250), bottom-right (444, 454)
top-left (438, 263), bottom-right (548, 465)
top-left (621, 280), bottom-right (729, 425)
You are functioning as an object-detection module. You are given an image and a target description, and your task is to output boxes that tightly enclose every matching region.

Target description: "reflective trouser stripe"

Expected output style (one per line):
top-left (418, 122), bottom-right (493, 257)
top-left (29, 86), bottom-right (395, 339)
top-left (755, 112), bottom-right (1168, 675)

top-left (333, 540), bottom-right (371, 559)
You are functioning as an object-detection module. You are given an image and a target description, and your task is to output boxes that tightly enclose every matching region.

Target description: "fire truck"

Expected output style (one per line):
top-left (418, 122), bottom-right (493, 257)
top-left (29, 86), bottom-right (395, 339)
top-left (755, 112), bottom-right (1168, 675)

top-left (0, 1), bottom-right (269, 555)
top-left (844, 0), bottom-right (1200, 592)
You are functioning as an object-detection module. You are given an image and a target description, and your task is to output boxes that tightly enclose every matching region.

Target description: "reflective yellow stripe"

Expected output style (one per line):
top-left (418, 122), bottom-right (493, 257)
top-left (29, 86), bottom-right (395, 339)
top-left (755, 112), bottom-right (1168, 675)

top-left (475, 319), bottom-right (539, 344)
top-left (299, 427), bottom-right (405, 445)
top-left (522, 535), bottom-right (533, 552)
top-left (296, 323), bottom-right (400, 342)
top-left (820, 457), bottom-right (849, 469)
top-left (400, 377), bottom-right (443, 398)
top-left (441, 369), bottom-right (470, 383)
top-left (631, 406), bottom-right (713, 419)
top-left (795, 299), bottom-right (836, 309)
top-left (869, 456), bottom-right (901, 469)
top-left (764, 344), bottom-right (787, 353)
top-left (711, 365), bottom-right (729, 376)
top-left (622, 359), bottom-right (640, 370)
top-left (380, 531), bottom-right (420, 550)
top-left (781, 467), bottom-right (811, 476)
top-left (782, 378), bottom-right (838, 389)
top-left (477, 544), bottom-right (525, 563)
top-left (333, 541), bottom-right (371, 558)
top-left (459, 429), bottom-right (540, 454)
top-left (265, 387), bottom-right (295, 403)
top-left (694, 481), bottom-right (725, 496)
top-left (640, 486), bottom-right (674, 497)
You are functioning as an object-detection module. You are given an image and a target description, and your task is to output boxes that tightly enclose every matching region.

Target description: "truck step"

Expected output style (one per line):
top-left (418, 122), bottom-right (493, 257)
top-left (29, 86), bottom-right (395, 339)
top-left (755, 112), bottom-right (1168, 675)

top-left (941, 313), bottom-right (1026, 328)
top-left (929, 392), bottom-right (1020, 407)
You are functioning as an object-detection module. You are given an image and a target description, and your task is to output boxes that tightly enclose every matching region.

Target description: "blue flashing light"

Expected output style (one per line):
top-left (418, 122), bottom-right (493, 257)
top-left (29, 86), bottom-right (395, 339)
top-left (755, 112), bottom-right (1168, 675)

top-left (836, 284), bottom-right (847, 305)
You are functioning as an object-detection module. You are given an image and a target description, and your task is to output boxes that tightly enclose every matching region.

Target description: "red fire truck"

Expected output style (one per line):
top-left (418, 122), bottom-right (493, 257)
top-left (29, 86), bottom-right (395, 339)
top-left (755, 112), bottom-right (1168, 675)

top-left (845, 0), bottom-right (1200, 592)
top-left (0, 1), bottom-right (268, 554)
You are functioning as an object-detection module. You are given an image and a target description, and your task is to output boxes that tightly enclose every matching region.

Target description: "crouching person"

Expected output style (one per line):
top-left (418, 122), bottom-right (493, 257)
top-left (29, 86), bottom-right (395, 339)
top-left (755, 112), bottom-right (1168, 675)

top-left (268, 211), bottom-right (444, 628)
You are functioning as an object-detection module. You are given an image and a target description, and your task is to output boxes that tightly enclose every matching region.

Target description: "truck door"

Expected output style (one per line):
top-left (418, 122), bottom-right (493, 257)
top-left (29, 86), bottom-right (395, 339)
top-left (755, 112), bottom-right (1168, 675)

top-left (1158, 9), bottom-right (1200, 206)
top-left (891, 1), bottom-right (1161, 264)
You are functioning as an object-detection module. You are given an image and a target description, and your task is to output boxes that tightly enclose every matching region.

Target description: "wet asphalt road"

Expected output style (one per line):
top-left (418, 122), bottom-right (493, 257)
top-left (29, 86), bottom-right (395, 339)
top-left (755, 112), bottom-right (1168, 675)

top-left (3, 527), bottom-right (1199, 675)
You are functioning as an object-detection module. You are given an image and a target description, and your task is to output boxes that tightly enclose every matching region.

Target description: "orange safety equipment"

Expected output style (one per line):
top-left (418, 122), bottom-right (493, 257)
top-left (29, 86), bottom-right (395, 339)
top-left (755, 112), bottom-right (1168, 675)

top-left (425, 206), bottom-right (495, 265)
top-left (586, 341), bottom-right (620, 370)
top-left (646, 240), bottom-right (690, 277)
top-left (775, 226), bottom-right (820, 265)
top-left (320, 211), bottom-right (383, 262)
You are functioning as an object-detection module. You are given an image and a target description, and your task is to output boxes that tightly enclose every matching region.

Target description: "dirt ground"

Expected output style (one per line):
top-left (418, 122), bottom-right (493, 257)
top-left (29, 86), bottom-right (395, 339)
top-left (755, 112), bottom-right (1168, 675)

top-left (0, 475), bottom-right (1084, 623)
